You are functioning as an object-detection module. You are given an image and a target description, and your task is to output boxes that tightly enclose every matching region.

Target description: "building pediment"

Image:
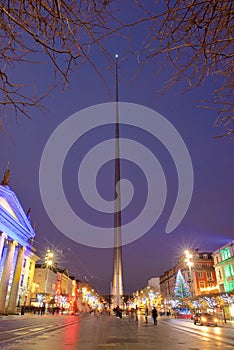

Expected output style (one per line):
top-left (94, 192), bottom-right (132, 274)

top-left (0, 185), bottom-right (35, 246)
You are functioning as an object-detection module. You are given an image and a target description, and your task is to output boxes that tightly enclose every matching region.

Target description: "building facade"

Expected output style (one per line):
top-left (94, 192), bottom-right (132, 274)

top-left (147, 277), bottom-right (161, 293)
top-left (0, 171), bottom-right (38, 314)
top-left (32, 265), bottom-right (78, 311)
top-left (213, 240), bottom-right (234, 293)
top-left (33, 265), bottom-right (58, 297)
top-left (160, 250), bottom-right (218, 301)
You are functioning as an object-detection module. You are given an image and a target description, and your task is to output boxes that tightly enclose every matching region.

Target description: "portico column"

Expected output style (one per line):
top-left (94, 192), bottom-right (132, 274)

top-left (0, 240), bottom-right (17, 314)
top-left (7, 246), bottom-right (25, 314)
top-left (0, 233), bottom-right (7, 261)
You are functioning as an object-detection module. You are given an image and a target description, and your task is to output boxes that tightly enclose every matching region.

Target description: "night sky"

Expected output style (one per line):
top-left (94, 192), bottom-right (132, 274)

top-left (0, 3), bottom-right (233, 295)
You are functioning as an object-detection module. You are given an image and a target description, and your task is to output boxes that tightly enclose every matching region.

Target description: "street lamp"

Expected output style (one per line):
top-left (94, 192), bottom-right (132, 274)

top-left (44, 249), bottom-right (54, 294)
top-left (184, 250), bottom-right (194, 295)
top-left (45, 249), bottom-right (54, 267)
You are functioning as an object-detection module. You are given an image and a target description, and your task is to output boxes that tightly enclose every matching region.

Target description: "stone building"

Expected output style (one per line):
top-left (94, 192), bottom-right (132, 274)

top-left (213, 240), bottom-right (234, 293)
top-left (0, 170), bottom-right (39, 314)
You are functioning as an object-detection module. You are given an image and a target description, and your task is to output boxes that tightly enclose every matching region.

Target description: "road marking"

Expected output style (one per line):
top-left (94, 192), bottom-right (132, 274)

top-left (0, 319), bottom-right (80, 344)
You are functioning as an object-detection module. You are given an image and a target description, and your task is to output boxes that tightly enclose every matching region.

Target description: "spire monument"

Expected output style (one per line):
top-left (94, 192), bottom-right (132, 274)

top-left (111, 54), bottom-right (124, 308)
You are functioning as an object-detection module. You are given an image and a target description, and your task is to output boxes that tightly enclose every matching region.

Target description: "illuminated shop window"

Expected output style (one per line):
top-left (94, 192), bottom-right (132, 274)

top-left (199, 281), bottom-right (205, 288)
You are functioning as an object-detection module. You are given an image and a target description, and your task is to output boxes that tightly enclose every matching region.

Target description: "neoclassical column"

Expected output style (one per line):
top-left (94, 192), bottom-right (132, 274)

top-left (0, 240), bottom-right (17, 314)
top-left (7, 246), bottom-right (25, 314)
top-left (0, 233), bottom-right (7, 261)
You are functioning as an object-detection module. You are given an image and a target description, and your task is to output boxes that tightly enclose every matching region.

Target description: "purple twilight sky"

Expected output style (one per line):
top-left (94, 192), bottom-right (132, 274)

top-left (0, 3), bottom-right (233, 295)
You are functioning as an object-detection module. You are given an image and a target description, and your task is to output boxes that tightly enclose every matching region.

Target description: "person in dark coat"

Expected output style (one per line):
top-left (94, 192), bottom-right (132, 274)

top-left (152, 306), bottom-right (158, 325)
top-left (145, 307), bottom-right (149, 323)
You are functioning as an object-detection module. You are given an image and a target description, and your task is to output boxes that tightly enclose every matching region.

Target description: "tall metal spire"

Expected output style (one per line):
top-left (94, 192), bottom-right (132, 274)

top-left (112, 54), bottom-right (124, 308)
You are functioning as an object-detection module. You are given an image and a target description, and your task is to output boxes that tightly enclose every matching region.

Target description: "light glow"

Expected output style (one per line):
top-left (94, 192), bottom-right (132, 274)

top-left (200, 285), bottom-right (219, 292)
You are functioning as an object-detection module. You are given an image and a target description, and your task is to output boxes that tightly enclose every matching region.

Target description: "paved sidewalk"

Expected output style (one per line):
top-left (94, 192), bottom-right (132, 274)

top-left (163, 315), bottom-right (234, 328)
top-left (1, 312), bottom-right (234, 328)
top-left (2, 313), bottom-right (233, 350)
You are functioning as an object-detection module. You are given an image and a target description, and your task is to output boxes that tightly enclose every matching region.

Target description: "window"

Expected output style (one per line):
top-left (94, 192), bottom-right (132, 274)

top-left (199, 281), bottom-right (205, 288)
top-left (197, 263), bottom-right (202, 268)
top-left (224, 265), bottom-right (231, 277)
top-left (221, 248), bottom-right (231, 261)
top-left (208, 282), bottom-right (214, 287)
top-left (216, 256), bottom-right (219, 264)
top-left (29, 262), bottom-right (32, 271)
top-left (198, 272), bottom-right (203, 278)
top-left (206, 263), bottom-right (210, 267)
top-left (23, 259), bottom-right (26, 268)
top-left (207, 272), bottom-right (212, 279)
top-left (218, 270), bottom-right (222, 279)
top-left (203, 254), bottom-right (208, 259)
top-left (20, 274), bottom-right (24, 287)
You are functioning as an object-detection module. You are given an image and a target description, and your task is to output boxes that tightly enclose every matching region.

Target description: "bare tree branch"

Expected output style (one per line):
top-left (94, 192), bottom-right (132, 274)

top-left (130, 0), bottom-right (234, 137)
top-left (0, 1), bottom-right (233, 138)
top-left (0, 0), bottom-right (119, 127)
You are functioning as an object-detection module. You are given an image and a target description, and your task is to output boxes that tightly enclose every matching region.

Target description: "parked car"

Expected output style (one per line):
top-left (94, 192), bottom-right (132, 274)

top-left (193, 313), bottom-right (218, 326)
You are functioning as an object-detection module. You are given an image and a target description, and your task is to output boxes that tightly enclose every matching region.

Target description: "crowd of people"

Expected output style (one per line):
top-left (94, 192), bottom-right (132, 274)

top-left (114, 305), bottom-right (159, 324)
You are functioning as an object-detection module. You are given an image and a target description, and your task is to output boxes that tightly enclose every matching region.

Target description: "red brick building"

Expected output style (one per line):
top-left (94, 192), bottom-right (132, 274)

top-left (160, 250), bottom-right (218, 302)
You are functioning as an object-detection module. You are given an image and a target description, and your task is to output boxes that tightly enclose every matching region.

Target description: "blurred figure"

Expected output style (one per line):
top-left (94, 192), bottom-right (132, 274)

top-left (152, 306), bottom-right (158, 325)
top-left (135, 306), bottom-right (138, 322)
top-left (145, 307), bottom-right (149, 323)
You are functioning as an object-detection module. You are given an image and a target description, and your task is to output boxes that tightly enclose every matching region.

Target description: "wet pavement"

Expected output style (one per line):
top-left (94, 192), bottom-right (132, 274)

top-left (0, 313), bottom-right (233, 349)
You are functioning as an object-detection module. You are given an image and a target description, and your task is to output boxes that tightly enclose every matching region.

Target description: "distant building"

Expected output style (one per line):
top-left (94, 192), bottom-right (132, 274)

top-left (147, 277), bottom-right (160, 293)
top-left (160, 265), bottom-right (177, 302)
top-left (160, 249), bottom-right (218, 301)
top-left (213, 240), bottom-right (234, 293)
top-left (58, 268), bottom-right (73, 296)
top-left (0, 170), bottom-right (39, 314)
top-left (32, 264), bottom-right (58, 297)
top-left (32, 264), bottom-right (79, 311)
top-left (190, 251), bottom-right (218, 295)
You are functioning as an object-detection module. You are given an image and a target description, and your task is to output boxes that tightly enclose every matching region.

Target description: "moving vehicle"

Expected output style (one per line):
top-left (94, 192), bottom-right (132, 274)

top-left (193, 313), bottom-right (218, 326)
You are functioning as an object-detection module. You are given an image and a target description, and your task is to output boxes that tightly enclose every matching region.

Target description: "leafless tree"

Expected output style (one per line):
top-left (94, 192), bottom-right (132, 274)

top-left (129, 0), bottom-right (234, 137)
top-left (0, 0), bottom-right (119, 128)
top-left (0, 1), bottom-right (233, 137)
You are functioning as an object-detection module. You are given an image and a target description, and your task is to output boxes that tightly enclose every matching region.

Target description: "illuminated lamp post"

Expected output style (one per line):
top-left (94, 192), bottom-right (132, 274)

top-left (184, 250), bottom-right (194, 296)
top-left (44, 249), bottom-right (54, 294)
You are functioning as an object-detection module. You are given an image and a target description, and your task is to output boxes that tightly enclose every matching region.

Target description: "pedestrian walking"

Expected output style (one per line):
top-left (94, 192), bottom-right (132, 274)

top-left (152, 306), bottom-right (158, 325)
top-left (145, 307), bottom-right (149, 323)
top-left (135, 306), bottom-right (138, 322)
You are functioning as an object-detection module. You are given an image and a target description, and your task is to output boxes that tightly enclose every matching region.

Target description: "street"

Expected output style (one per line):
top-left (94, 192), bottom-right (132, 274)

top-left (0, 313), bottom-right (233, 350)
